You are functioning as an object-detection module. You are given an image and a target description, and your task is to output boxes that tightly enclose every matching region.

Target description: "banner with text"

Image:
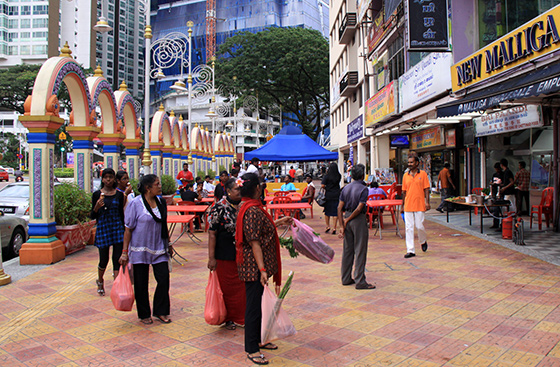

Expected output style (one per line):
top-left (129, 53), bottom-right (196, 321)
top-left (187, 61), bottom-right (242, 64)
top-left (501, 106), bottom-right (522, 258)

top-left (347, 115), bottom-right (363, 143)
top-left (411, 126), bottom-right (444, 150)
top-left (474, 104), bottom-right (543, 137)
top-left (365, 81), bottom-right (398, 127)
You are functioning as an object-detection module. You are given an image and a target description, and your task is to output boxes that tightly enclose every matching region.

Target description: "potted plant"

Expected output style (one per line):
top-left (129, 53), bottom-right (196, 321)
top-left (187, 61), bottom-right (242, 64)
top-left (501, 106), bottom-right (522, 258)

top-left (54, 183), bottom-right (95, 255)
top-left (160, 174), bottom-right (178, 204)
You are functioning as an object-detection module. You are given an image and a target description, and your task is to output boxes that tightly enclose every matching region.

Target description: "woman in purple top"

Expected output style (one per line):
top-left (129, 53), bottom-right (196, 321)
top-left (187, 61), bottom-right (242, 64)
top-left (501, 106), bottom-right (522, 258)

top-left (119, 174), bottom-right (173, 324)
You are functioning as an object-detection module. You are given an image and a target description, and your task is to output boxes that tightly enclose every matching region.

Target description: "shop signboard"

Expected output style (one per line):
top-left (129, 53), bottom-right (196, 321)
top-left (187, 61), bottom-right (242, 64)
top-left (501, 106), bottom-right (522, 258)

top-left (399, 53), bottom-right (452, 111)
top-left (474, 104), bottom-right (543, 137)
top-left (66, 152), bottom-right (74, 169)
top-left (410, 126), bottom-right (444, 150)
top-left (367, 9), bottom-right (397, 55)
top-left (349, 146), bottom-right (354, 165)
top-left (365, 81), bottom-right (398, 127)
top-left (347, 115), bottom-right (363, 143)
top-left (446, 129), bottom-right (456, 148)
top-left (451, 4), bottom-right (560, 92)
top-left (407, 0), bottom-right (450, 51)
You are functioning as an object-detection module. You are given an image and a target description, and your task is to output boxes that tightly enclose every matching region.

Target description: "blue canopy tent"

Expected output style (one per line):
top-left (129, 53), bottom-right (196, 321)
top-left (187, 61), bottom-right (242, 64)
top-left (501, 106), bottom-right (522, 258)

top-left (244, 126), bottom-right (338, 162)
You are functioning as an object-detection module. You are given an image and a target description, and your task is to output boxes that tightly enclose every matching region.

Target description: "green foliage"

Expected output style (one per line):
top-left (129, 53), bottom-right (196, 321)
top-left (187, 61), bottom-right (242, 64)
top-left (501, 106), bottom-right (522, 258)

top-left (207, 169), bottom-right (216, 179)
top-left (54, 183), bottom-right (92, 226)
top-left (0, 64), bottom-right (41, 114)
top-left (219, 165), bottom-right (227, 174)
top-left (216, 27), bottom-right (329, 139)
top-left (160, 174), bottom-right (177, 195)
top-left (129, 178), bottom-right (140, 196)
top-left (196, 170), bottom-right (205, 180)
top-left (279, 236), bottom-right (299, 258)
top-left (0, 133), bottom-right (21, 168)
top-left (54, 168), bottom-right (74, 178)
top-left (482, 188), bottom-right (491, 195)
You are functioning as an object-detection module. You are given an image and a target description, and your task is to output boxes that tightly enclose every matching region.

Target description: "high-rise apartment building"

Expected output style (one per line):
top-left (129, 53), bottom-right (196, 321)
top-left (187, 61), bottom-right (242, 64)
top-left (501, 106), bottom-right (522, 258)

top-left (0, 0), bottom-right (144, 97)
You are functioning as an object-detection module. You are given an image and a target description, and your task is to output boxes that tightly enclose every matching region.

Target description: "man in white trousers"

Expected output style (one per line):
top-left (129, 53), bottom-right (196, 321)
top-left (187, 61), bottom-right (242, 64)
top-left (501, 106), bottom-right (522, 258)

top-left (401, 155), bottom-right (430, 258)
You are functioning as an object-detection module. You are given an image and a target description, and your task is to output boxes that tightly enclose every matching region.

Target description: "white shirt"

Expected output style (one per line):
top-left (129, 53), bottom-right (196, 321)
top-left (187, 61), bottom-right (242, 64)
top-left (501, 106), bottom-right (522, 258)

top-left (203, 181), bottom-right (215, 192)
top-left (247, 164), bottom-right (258, 174)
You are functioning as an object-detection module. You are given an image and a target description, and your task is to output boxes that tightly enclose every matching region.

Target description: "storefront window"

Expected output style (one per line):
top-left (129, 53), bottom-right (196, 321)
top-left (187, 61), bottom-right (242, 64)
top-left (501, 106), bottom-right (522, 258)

top-left (478, 0), bottom-right (560, 47)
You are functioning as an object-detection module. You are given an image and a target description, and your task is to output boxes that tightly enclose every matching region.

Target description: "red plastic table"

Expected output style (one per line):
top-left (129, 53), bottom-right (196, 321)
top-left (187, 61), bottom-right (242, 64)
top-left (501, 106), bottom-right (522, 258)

top-left (366, 199), bottom-right (403, 239)
top-left (266, 202), bottom-right (313, 220)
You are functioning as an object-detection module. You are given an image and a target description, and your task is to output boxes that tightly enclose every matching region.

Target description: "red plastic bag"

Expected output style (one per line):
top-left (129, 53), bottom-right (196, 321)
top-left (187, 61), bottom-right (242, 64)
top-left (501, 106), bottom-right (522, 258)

top-left (204, 271), bottom-right (227, 325)
top-left (110, 265), bottom-right (135, 312)
top-left (261, 285), bottom-right (296, 343)
top-left (291, 219), bottom-right (335, 264)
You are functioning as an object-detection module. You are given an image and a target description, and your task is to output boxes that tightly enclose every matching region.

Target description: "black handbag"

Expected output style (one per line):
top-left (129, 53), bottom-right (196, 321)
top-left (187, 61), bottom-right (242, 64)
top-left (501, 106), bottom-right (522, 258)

top-left (315, 189), bottom-right (327, 207)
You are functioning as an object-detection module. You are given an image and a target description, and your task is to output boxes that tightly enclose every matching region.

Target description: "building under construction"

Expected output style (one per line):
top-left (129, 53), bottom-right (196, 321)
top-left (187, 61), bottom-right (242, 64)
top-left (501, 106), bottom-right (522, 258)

top-left (151, 0), bottom-right (329, 98)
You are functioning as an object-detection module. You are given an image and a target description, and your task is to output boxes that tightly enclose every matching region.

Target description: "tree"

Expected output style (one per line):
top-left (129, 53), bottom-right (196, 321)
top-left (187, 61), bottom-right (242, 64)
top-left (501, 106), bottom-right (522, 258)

top-left (0, 64), bottom-right (42, 114)
top-left (215, 27), bottom-right (329, 140)
top-left (0, 133), bottom-right (22, 168)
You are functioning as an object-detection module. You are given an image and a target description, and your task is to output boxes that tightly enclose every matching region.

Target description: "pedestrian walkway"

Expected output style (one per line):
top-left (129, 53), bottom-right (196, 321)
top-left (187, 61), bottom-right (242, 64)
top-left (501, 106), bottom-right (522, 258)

top-left (1, 204), bottom-right (560, 366)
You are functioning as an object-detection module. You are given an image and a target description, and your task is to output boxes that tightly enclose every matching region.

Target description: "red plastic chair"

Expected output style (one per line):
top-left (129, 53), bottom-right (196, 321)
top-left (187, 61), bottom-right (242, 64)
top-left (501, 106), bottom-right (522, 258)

top-left (271, 196), bottom-right (294, 219)
top-left (379, 191), bottom-right (397, 226)
top-left (367, 194), bottom-right (385, 229)
top-left (530, 187), bottom-right (554, 230)
top-left (274, 191), bottom-right (290, 197)
top-left (472, 188), bottom-right (483, 215)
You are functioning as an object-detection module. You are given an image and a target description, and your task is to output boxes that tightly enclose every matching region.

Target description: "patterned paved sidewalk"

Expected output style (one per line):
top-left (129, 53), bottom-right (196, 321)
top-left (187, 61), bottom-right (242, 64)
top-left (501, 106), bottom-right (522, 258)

top-left (1, 204), bottom-right (560, 366)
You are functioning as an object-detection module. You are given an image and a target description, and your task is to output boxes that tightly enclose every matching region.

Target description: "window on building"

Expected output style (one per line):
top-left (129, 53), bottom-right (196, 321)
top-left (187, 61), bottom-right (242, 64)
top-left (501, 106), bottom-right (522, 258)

top-left (20, 5), bottom-right (29, 14)
top-left (8, 32), bottom-right (17, 42)
top-left (32, 44), bottom-right (47, 55)
top-left (32, 31), bottom-right (47, 40)
top-left (32, 5), bottom-right (48, 14)
top-left (8, 19), bottom-right (17, 28)
top-left (20, 19), bottom-right (30, 28)
top-left (8, 0), bottom-right (19, 3)
top-left (32, 18), bottom-right (48, 28)
top-left (20, 45), bottom-right (29, 55)
top-left (20, 32), bottom-right (30, 41)
top-left (8, 45), bottom-right (17, 55)
top-left (8, 5), bottom-right (18, 15)
top-left (387, 35), bottom-right (404, 82)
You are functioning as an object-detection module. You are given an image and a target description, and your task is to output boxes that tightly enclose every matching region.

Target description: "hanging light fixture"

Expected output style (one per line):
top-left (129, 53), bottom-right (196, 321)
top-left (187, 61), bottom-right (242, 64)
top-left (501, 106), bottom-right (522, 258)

top-left (93, 16), bottom-right (112, 33)
top-left (170, 78), bottom-right (187, 92)
top-left (156, 69), bottom-right (165, 80)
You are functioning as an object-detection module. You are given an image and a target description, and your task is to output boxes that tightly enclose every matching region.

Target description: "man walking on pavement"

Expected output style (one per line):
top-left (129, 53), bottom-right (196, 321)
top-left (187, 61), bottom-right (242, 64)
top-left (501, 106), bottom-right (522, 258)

top-left (401, 156), bottom-right (430, 258)
top-left (514, 161), bottom-right (530, 215)
top-left (337, 164), bottom-right (375, 290)
top-left (436, 162), bottom-right (455, 213)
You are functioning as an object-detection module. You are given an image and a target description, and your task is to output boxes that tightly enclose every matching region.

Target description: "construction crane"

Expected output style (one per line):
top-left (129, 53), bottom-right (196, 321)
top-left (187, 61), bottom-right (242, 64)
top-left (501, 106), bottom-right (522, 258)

top-left (205, 0), bottom-right (216, 63)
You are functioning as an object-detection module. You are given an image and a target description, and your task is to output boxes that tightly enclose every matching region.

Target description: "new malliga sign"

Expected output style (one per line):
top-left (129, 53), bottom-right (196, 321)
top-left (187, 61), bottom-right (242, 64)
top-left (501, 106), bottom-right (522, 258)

top-left (452, 4), bottom-right (560, 92)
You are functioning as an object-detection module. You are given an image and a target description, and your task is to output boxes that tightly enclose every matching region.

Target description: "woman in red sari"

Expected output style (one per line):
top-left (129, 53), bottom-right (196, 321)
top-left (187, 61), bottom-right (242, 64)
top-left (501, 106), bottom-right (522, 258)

top-left (235, 173), bottom-right (292, 365)
top-left (207, 178), bottom-right (244, 330)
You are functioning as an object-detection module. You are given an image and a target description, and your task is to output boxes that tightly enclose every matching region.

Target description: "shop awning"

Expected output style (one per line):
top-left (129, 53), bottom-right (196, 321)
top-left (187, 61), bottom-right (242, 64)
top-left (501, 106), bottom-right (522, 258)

top-left (437, 61), bottom-right (560, 117)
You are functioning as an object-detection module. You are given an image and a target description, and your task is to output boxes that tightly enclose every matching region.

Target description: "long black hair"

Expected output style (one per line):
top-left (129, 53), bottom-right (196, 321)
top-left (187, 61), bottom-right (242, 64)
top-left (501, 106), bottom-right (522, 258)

top-left (138, 174), bottom-right (158, 195)
top-left (239, 173), bottom-right (260, 198)
top-left (100, 168), bottom-right (117, 189)
top-left (325, 162), bottom-right (341, 183)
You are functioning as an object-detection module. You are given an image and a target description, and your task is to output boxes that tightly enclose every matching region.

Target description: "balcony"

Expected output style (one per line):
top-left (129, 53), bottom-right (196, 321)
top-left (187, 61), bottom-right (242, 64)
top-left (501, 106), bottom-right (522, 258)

top-left (339, 71), bottom-right (359, 97)
top-left (339, 13), bottom-right (357, 44)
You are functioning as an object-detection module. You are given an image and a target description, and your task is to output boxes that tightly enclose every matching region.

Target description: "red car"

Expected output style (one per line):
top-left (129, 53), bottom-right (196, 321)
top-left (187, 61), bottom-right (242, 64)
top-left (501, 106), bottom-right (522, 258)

top-left (0, 169), bottom-right (8, 182)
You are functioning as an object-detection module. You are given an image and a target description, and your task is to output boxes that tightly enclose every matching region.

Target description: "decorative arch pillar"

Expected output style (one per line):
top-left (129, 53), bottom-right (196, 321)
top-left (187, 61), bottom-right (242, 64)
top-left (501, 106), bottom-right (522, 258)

top-left (123, 139), bottom-right (142, 179)
top-left (98, 133), bottom-right (124, 169)
top-left (173, 147), bottom-right (183, 178)
top-left (150, 142), bottom-right (163, 176)
top-left (19, 114), bottom-right (66, 264)
top-left (67, 125), bottom-right (101, 191)
top-left (161, 144), bottom-right (174, 176)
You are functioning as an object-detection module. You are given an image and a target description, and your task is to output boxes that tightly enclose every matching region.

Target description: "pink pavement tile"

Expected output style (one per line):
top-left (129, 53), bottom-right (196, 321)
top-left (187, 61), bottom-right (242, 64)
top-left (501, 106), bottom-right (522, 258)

top-left (326, 328), bottom-right (366, 343)
top-left (128, 351), bottom-right (173, 366)
top-left (371, 318), bottom-right (426, 339)
top-left (0, 299), bottom-right (31, 314)
top-left (22, 352), bottom-right (71, 366)
top-left (462, 313), bottom-right (509, 333)
top-left (305, 336), bottom-right (347, 353)
top-left (458, 296), bottom-right (501, 312)
top-left (40, 314), bottom-right (87, 330)
top-left (203, 341), bottom-right (244, 358)
top-left (279, 345), bottom-right (328, 363)
top-left (512, 329), bottom-right (560, 355)
top-left (177, 349), bottom-right (238, 366)
top-left (489, 324), bottom-right (531, 339)
top-left (416, 322), bottom-right (456, 337)
top-left (66, 307), bottom-right (101, 319)
top-left (332, 343), bottom-right (375, 361)
top-left (476, 333), bottom-right (520, 349)
top-left (301, 323), bottom-right (341, 337)
top-left (12, 345), bottom-right (56, 363)
top-left (185, 333), bottom-right (232, 349)
top-left (537, 356), bottom-right (560, 367)
top-left (106, 343), bottom-right (152, 360)
top-left (75, 352), bottom-right (125, 367)
top-left (412, 337), bottom-right (468, 364)
top-left (33, 331), bottom-right (87, 352)
top-left (0, 353), bottom-right (26, 367)
top-left (382, 339), bottom-right (425, 357)
top-left (398, 331), bottom-right (442, 347)
top-left (2, 338), bottom-right (44, 353)
top-left (308, 352), bottom-right (356, 367)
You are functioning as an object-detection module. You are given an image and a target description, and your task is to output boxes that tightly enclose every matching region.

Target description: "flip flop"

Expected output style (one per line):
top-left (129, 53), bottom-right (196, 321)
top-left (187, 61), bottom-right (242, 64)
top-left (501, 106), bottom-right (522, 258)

top-left (247, 353), bottom-right (269, 365)
top-left (224, 321), bottom-right (236, 330)
top-left (259, 342), bottom-right (278, 350)
top-left (140, 318), bottom-right (153, 324)
top-left (154, 315), bottom-right (172, 323)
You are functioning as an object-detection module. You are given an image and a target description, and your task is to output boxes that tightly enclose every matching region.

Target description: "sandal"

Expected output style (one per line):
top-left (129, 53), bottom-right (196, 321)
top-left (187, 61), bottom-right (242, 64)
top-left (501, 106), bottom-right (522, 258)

top-left (247, 353), bottom-right (268, 365)
top-left (140, 318), bottom-right (153, 324)
top-left (96, 279), bottom-right (105, 296)
top-left (224, 321), bottom-right (236, 330)
top-left (325, 227), bottom-right (331, 233)
top-left (259, 342), bottom-right (278, 350)
top-left (154, 315), bottom-right (172, 323)
top-left (332, 230), bottom-right (337, 235)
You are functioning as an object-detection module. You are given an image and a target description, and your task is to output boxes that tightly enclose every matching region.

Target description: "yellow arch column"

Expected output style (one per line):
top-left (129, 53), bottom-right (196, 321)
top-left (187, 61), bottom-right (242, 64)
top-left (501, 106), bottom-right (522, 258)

top-left (150, 142), bottom-right (163, 177)
top-left (19, 115), bottom-right (66, 264)
top-left (161, 144), bottom-right (174, 176)
top-left (123, 138), bottom-right (142, 179)
top-left (67, 125), bottom-right (101, 192)
top-left (98, 133), bottom-right (124, 170)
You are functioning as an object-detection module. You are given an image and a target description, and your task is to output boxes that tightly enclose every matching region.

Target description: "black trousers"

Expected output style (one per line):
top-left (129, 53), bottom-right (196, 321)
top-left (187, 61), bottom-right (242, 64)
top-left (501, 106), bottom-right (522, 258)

top-left (98, 242), bottom-right (123, 272)
top-left (133, 262), bottom-right (170, 319)
top-left (516, 190), bottom-right (530, 214)
top-left (245, 280), bottom-right (264, 354)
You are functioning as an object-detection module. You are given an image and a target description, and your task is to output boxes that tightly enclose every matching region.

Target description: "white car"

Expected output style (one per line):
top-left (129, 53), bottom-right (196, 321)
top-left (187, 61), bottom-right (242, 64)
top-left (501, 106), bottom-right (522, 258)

top-left (0, 211), bottom-right (27, 257)
top-left (0, 182), bottom-right (31, 221)
top-left (0, 166), bottom-right (14, 175)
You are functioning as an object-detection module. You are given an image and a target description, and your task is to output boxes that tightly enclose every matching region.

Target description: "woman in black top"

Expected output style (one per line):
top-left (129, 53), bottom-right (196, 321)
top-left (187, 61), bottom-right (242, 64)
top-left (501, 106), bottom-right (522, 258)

top-left (321, 162), bottom-right (341, 235)
top-left (91, 168), bottom-right (126, 296)
top-left (207, 178), bottom-right (245, 330)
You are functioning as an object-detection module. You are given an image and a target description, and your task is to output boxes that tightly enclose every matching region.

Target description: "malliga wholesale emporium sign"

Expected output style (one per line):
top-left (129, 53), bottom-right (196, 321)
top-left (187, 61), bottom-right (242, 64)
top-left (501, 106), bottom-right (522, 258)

top-left (474, 104), bottom-right (543, 137)
top-left (452, 4), bottom-right (560, 92)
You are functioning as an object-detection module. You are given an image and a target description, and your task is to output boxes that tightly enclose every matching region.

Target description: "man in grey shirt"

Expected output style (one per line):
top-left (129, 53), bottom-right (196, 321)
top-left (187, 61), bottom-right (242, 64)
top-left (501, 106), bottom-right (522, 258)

top-left (337, 164), bottom-right (375, 290)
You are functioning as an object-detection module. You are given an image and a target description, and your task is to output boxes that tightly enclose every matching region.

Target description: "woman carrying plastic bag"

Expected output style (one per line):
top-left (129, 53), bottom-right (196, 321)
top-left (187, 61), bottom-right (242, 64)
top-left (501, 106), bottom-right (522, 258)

top-left (204, 271), bottom-right (227, 325)
top-left (110, 265), bottom-right (134, 311)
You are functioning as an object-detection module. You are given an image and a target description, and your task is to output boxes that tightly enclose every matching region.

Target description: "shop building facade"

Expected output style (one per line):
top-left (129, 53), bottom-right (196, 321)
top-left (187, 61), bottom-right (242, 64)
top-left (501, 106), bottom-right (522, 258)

top-left (329, 0), bottom-right (559, 230)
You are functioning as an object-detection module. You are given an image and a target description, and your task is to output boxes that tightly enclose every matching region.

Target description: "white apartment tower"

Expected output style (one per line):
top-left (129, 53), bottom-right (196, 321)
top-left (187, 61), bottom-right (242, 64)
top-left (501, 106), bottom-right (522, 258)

top-left (0, 0), bottom-right (144, 97)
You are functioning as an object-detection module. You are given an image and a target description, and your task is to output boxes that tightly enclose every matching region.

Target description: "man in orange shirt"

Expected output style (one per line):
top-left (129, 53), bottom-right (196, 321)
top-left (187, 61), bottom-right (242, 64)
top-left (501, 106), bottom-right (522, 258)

top-left (176, 163), bottom-right (194, 186)
top-left (436, 163), bottom-right (455, 213)
top-left (401, 156), bottom-right (431, 258)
